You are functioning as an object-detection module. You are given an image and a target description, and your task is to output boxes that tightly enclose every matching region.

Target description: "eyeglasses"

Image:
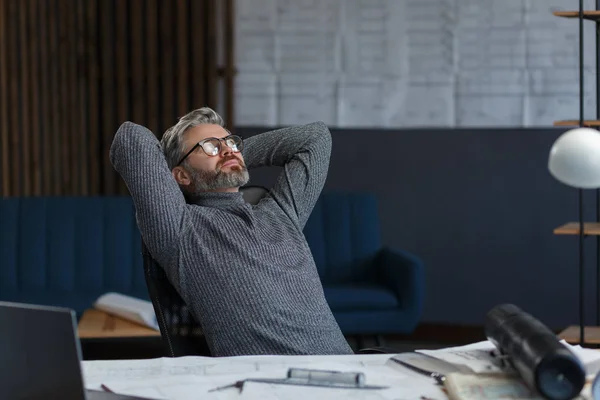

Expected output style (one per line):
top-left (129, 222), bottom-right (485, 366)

top-left (177, 135), bottom-right (243, 166)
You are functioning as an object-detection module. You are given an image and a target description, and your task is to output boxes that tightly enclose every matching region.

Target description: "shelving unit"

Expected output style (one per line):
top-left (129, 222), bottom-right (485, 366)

top-left (553, 120), bottom-right (600, 127)
top-left (552, 3), bottom-right (600, 346)
top-left (554, 222), bottom-right (600, 235)
top-left (553, 10), bottom-right (600, 19)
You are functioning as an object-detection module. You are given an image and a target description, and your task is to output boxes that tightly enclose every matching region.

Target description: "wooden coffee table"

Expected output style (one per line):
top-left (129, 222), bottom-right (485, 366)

top-left (77, 308), bottom-right (161, 339)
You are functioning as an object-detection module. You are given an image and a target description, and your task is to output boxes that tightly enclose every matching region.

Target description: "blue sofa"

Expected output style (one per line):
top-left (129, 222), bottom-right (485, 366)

top-left (0, 194), bottom-right (424, 334)
top-left (0, 197), bottom-right (149, 314)
top-left (304, 193), bottom-right (424, 334)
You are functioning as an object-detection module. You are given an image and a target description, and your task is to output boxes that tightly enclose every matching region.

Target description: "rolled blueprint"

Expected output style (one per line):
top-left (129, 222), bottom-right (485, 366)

top-left (484, 304), bottom-right (585, 400)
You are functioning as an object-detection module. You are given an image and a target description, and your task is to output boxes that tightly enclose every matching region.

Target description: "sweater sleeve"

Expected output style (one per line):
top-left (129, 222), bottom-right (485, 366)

top-left (109, 121), bottom-right (187, 267)
top-left (241, 121), bottom-right (332, 228)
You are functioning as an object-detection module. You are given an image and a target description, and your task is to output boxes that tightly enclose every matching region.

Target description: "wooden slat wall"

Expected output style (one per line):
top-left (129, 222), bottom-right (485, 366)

top-left (0, 0), bottom-right (236, 197)
top-left (224, 0), bottom-right (235, 128)
top-left (0, 0), bottom-right (9, 196)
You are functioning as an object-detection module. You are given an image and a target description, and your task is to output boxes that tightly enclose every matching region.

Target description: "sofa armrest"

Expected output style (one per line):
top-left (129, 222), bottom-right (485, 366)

top-left (377, 247), bottom-right (425, 323)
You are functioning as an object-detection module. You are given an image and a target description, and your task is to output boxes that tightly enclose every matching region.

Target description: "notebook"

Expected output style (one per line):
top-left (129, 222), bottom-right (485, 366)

top-left (444, 373), bottom-right (591, 400)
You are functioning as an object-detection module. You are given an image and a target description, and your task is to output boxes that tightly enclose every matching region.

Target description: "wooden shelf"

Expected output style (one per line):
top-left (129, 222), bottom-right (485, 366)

top-left (554, 222), bottom-right (600, 235)
top-left (553, 120), bottom-right (600, 127)
top-left (559, 325), bottom-right (600, 344)
top-left (553, 10), bottom-right (600, 20)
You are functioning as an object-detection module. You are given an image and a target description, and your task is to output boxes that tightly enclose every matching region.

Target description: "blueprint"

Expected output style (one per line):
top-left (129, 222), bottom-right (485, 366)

top-left (81, 354), bottom-right (448, 400)
top-left (82, 354), bottom-right (393, 388)
top-left (234, 0), bottom-right (600, 128)
top-left (82, 342), bottom-right (600, 399)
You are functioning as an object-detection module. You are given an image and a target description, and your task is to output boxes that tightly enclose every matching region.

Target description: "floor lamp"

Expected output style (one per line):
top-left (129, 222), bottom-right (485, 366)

top-left (548, 127), bottom-right (600, 346)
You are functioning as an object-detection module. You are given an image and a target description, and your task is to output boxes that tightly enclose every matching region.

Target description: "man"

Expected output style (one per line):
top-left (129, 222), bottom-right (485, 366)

top-left (110, 107), bottom-right (353, 356)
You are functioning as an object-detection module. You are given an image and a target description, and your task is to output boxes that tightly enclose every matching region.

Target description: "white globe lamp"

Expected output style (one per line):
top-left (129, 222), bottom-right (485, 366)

top-left (548, 127), bottom-right (600, 347)
top-left (549, 127), bottom-right (600, 189)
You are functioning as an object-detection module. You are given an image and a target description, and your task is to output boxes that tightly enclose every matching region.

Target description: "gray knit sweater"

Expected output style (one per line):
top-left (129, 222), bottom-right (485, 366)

top-left (109, 121), bottom-right (353, 357)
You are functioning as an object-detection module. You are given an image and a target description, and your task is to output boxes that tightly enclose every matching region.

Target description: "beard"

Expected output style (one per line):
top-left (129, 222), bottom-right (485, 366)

top-left (182, 156), bottom-right (250, 198)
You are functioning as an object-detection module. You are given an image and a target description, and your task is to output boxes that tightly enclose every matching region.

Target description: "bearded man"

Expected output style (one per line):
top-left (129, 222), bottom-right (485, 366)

top-left (109, 107), bottom-right (353, 357)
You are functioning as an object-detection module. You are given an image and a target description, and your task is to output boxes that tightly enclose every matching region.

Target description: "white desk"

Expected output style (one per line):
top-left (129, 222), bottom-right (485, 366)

top-left (82, 353), bottom-right (447, 400)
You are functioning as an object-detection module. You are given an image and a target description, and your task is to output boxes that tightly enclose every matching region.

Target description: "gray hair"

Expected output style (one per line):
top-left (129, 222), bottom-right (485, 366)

top-left (161, 107), bottom-right (225, 170)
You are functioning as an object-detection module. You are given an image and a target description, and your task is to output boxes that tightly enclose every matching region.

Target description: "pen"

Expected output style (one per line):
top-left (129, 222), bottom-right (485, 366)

top-left (100, 384), bottom-right (115, 393)
top-left (389, 358), bottom-right (446, 385)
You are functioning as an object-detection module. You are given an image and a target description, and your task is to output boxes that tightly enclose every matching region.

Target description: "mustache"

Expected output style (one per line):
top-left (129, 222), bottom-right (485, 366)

top-left (217, 155), bottom-right (245, 169)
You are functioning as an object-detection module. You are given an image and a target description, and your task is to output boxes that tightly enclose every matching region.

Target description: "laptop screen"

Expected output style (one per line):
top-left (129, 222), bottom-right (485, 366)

top-left (0, 301), bottom-right (88, 399)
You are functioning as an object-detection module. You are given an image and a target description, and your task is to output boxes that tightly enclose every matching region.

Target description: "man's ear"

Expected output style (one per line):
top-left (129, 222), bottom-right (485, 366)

top-left (172, 166), bottom-right (191, 186)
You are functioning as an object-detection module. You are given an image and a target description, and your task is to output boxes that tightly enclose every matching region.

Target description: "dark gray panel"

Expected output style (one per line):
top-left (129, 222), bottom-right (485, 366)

top-left (237, 126), bottom-right (596, 329)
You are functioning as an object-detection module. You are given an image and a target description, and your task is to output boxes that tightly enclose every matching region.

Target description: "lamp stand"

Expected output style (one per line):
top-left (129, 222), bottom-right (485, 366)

top-left (596, 0), bottom-right (600, 333)
top-left (579, 189), bottom-right (585, 346)
top-left (597, 188), bottom-right (600, 333)
top-left (577, 0), bottom-right (585, 347)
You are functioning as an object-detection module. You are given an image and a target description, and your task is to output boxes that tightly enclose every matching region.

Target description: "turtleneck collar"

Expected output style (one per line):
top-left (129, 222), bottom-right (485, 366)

top-left (188, 191), bottom-right (246, 210)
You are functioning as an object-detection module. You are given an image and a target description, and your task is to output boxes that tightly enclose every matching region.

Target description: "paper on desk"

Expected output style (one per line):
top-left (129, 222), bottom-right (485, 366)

top-left (99, 375), bottom-right (240, 400)
top-left (568, 344), bottom-right (600, 376)
top-left (241, 377), bottom-right (446, 400)
top-left (97, 361), bottom-right (415, 400)
top-left (415, 340), bottom-right (600, 376)
top-left (416, 341), bottom-right (502, 373)
top-left (94, 292), bottom-right (159, 330)
top-left (82, 354), bottom-right (395, 388)
top-left (444, 373), bottom-right (545, 400)
top-left (444, 372), bottom-right (594, 400)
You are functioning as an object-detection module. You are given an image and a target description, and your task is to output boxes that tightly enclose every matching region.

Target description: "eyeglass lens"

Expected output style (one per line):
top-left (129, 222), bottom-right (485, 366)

top-left (202, 136), bottom-right (242, 156)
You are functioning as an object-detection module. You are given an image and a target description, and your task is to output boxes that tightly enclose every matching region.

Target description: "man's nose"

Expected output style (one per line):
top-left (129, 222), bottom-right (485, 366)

top-left (220, 141), bottom-right (232, 156)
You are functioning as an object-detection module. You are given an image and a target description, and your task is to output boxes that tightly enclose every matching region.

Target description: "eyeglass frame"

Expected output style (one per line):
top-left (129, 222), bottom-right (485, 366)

top-left (176, 134), bottom-right (243, 166)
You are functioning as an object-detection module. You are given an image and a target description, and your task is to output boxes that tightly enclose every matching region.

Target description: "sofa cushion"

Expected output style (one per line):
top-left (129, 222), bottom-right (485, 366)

top-left (0, 197), bottom-right (147, 315)
top-left (324, 285), bottom-right (398, 312)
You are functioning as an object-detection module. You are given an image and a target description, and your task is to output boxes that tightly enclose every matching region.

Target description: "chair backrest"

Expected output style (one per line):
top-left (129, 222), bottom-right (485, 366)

top-left (240, 185), bottom-right (269, 204)
top-left (142, 241), bottom-right (209, 357)
top-left (142, 185), bottom-right (269, 357)
top-left (302, 192), bottom-right (382, 284)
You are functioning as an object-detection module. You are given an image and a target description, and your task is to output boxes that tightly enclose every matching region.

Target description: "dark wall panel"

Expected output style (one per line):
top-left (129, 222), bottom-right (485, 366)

top-left (238, 125), bottom-right (589, 330)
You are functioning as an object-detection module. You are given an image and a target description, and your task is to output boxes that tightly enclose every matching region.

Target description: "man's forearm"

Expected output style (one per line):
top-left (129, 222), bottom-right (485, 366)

top-left (241, 122), bottom-right (332, 228)
top-left (241, 121), bottom-right (331, 170)
top-left (110, 122), bottom-right (187, 268)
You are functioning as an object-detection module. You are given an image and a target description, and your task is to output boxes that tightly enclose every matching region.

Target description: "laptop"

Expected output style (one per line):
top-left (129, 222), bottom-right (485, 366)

top-left (0, 301), bottom-right (151, 400)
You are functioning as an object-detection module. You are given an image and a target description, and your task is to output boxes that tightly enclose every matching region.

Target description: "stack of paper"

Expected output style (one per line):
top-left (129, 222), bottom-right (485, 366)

top-left (416, 341), bottom-right (505, 374)
top-left (443, 373), bottom-right (592, 400)
top-left (411, 341), bottom-right (600, 399)
top-left (568, 344), bottom-right (600, 377)
top-left (93, 292), bottom-right (159, 331)
top-left (415, 340), bottom-right (600, 377)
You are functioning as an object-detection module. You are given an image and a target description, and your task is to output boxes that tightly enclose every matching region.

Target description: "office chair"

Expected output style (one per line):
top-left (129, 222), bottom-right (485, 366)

top-left (142, 185), bottom-right (269, 357)
top-left (142, 241), bottom-right (209, 357)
